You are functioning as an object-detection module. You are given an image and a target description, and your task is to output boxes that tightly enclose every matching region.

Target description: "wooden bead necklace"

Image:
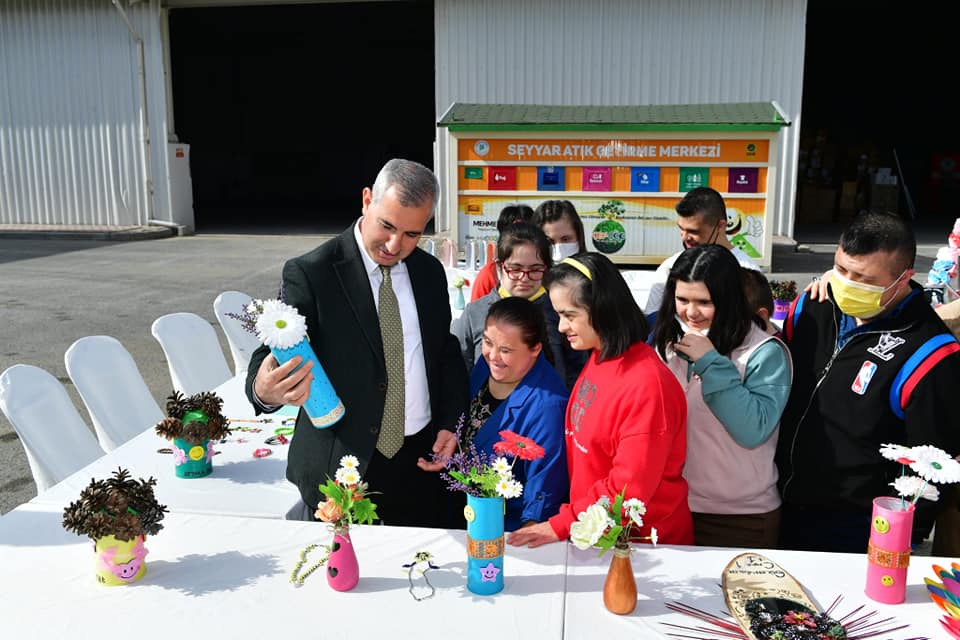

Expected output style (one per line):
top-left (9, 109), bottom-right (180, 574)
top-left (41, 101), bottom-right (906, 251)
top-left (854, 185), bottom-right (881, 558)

top-left (289, 543), bottom-right (331, 588)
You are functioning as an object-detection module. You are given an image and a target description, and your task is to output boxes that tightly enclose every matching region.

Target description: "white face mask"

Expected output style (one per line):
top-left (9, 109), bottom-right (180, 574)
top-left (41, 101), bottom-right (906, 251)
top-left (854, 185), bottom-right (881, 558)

top-left (551, 242), bottom-right (580, 262)
top-left (675, 314), bottom-right (709, 337)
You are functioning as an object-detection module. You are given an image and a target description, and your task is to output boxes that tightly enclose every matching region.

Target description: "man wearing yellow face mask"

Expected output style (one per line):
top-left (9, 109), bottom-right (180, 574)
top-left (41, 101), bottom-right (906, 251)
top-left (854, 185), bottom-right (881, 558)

top-left (776, 211), bottom-right (960, 553)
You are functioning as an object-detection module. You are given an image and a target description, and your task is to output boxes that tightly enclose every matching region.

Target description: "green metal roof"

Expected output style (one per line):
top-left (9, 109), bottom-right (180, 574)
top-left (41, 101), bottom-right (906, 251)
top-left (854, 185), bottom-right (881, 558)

top-left (437, 102), bottom-right (790, 132)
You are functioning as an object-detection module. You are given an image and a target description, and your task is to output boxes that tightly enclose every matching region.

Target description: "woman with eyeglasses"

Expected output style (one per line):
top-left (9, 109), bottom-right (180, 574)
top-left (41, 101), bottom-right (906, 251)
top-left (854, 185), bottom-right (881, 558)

top-left (452, 222), bottom-right (583, 388)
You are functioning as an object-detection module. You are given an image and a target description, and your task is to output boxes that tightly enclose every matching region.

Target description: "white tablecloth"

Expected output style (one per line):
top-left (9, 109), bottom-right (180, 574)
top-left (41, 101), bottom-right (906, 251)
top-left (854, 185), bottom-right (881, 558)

top-left (29, 375), bottom-right (300, 519)
top-left (0, 507), bottom-right (567, 639)
top-left (563, 543), bottom-right (949, 640)
top-left (1, 502), bottom-right (950, 639)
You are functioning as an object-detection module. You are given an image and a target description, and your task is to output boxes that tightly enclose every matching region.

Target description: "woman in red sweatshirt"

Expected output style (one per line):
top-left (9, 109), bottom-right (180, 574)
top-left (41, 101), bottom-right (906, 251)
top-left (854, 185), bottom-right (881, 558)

top-left (507, 252), bottom-right (693, 548)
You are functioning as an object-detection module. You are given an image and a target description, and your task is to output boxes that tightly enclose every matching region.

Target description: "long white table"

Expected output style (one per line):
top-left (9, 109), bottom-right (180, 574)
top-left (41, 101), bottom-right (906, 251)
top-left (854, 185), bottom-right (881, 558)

top-left (1, 500), bottom-right (951, 639)
top-left (29, 375), bottom-right (300, 519)
top-left (0, 507), bottom-right (567, 639)
top-left (563, 543), bottom-right (949, 639)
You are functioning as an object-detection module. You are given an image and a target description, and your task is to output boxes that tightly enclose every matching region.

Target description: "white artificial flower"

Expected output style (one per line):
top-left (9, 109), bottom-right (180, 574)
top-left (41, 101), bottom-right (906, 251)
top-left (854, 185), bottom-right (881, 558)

top-left (339, 455), bottom-right (359, 470)
top-left (597, 495), bottom-right (611, 510)
top-left (334, 467), bottom-right (350, 484)
top-left (909, 445), bottom-right (960, 484)
top-left (495, 478), bottom-right (512, 498)
top-left (627, 509), bottom-right (644, 528)
top-left (255, 300), bottom-right (307, 349)
top-left (649, 527), bottom-right (658, 547)
top-left (879, 442), bottom-right (915, 463)
top-left (339, 468), bottom-right (360, 486)
top-left (890, 475), bottom-right (940, 502)
top-left (260, 299), bottom-right (284, 314)
top-left (507, 480), bottom-right (523, 499)
top-left (492, 457), bottom-right (512, 475)
top-left (623, 498), bottom-right (646, 516)
top-left (570, 503), bottom-right (612, 551)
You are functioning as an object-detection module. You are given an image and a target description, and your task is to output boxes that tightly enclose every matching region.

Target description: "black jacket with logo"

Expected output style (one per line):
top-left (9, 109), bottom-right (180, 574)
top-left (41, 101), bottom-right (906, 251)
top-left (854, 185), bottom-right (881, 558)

top-left (776, 282), bottom-right (960, 526)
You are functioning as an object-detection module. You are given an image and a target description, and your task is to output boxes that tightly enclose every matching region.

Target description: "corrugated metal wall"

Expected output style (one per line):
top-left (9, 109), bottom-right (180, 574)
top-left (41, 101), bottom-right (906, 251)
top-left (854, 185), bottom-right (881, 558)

top-left (0, 0), bottom-right (170, 226)
top-left (435, 0), bottom-right (807, 237)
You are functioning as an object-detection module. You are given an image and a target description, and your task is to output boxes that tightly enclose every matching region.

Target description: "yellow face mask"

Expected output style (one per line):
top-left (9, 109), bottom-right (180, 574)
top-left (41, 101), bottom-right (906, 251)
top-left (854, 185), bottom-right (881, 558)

top-left (829, 268), bottom-right (907, 319)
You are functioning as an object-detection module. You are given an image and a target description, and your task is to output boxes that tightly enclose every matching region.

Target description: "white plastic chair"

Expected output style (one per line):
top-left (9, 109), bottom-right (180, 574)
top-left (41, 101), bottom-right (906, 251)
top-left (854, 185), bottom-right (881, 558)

top-left (213, 291), bottom-right (261, 376)
top-left (65, 335), bottom-right (164, 452)
top-left (151, 312), bottom-right (233, 395)
top-left (0, 364), bottom-right (104, 493)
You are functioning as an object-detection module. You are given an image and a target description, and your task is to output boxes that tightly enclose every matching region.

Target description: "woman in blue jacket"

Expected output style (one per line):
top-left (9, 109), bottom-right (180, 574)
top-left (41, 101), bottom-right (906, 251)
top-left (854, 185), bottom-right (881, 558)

top-left (465, 296), bottom-right (569, 531)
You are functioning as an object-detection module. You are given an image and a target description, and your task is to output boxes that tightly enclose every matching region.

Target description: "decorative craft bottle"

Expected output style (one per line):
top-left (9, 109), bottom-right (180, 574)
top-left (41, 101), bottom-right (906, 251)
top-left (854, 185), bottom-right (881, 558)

top-left (326, 525), bottom-right (359, 592)
top-left (94, 534), bottom-right (148, 586)
top-left (173, 436), bottom-right (213, 478)
top-left (454, 286), bottom-right (466, 310)
top-left (865, 496), bottom-right (914, 604)
top-left (603, 545), bottom-right (637, 614)
top-left (270, 339), bottom-right (345, 429)
top-left (465, 495), bottom-right (505, 595)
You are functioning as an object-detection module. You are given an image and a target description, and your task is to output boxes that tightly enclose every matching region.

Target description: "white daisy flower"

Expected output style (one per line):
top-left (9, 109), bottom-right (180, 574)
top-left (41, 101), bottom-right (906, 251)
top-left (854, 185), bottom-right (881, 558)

top-left (255, 300), bottom-right (307, 349)
top-left (335, 467), bottom-right (350, 484)
top-left (339, 455), bottom-right (360, 470)
top-left (890, 475), bottom-right (940, 502)
top-left (879, 442), bottom-right (914, 463)
top-left (507, 480), bottom-right (523, 499)
top-left (909, 445), bottom-right (960, 484)
top-left (339, 468), bottom-right (360, 486)
top-left (495, 478), bottom-right (512, 498)
top-left (492, 457), bottom-right (512, 475)
top-left (570, 503), bottom-right (611, 550)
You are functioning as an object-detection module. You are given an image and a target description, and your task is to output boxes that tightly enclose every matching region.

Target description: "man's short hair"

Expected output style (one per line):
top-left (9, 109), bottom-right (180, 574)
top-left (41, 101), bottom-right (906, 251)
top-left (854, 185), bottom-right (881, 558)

top-left (741, 268), bottom-right (775, 317)
top-left (839, 210), bottom-right (916, 274)
top-left (371, 159), bottom-right (439, 215)
top-left (675, 186), bottom-right (726, 226)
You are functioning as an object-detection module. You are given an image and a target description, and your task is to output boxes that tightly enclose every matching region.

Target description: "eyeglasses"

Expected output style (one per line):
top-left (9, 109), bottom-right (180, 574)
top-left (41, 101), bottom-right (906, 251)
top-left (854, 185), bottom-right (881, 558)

top-left (500, 263), bottom-right (546, 281)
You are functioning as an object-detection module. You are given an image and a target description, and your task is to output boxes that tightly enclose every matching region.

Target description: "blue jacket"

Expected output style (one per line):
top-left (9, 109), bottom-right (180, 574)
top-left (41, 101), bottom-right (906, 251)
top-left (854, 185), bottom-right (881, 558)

top-left (469, 353), bottom-right (569, 531)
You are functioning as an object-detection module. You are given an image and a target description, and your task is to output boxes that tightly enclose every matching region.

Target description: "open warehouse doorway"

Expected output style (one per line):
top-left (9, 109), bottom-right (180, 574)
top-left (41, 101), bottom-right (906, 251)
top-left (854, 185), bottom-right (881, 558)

top-left (168, 1), bottom-right (435, 233)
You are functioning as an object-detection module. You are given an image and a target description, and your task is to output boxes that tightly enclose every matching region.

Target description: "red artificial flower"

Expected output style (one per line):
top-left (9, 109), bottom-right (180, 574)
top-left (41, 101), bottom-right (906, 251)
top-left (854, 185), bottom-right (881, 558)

top-left (782, 611), bottom-right (816, 628)
top-left (463, 278), bottom-right (471, 286)
top-left (896, 456), bottom-right (915, 465)
top-left (493, 430), bottom-right (545, 461)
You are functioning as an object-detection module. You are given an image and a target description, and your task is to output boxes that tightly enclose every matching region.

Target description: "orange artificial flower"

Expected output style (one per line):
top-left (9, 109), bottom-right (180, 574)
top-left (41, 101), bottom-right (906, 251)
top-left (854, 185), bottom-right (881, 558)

top-left (314, 499), bottom-right (343, 523)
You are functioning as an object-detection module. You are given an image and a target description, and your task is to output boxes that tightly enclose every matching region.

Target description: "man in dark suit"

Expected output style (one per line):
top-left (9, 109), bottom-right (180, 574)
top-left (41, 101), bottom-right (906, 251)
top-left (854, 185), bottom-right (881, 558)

top-left (245, 158), bottom-right (469, 528)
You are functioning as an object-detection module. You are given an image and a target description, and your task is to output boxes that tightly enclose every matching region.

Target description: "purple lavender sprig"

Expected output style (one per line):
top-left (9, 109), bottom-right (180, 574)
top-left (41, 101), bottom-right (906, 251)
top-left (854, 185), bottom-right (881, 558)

top-left (225, 299), bottom-right (264, 336)
top-left (431, 414), bottom-right (494, 498)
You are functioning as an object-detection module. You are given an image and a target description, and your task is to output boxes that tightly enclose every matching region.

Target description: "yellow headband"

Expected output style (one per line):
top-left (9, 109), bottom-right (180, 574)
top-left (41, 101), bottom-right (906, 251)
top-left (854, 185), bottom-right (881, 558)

top-left (561, 257), bottom-right (592, 280)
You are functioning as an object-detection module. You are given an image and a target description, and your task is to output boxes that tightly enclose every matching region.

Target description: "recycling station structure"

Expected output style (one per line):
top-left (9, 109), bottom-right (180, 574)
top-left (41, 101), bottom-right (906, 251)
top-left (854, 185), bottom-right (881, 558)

top-left (437, 102), bottom-right (791, 268)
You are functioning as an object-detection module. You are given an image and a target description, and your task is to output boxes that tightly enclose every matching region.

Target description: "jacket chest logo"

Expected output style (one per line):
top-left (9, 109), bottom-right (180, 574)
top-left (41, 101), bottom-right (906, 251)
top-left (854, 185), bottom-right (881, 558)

top-left (866, 333), bottom-right (905, 362)
top-left (851, 360), bottom-right (878, 395)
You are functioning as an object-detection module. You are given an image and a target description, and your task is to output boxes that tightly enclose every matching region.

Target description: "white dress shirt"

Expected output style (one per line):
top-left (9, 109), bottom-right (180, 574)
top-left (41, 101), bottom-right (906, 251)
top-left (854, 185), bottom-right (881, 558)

top-left (354, 219), bottom-right (432, 435)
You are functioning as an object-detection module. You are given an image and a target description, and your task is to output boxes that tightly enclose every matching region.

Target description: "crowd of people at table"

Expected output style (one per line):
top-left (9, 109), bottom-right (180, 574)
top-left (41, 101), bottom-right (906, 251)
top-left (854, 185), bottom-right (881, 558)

top-left (246, 158), bottom-right (960, 557)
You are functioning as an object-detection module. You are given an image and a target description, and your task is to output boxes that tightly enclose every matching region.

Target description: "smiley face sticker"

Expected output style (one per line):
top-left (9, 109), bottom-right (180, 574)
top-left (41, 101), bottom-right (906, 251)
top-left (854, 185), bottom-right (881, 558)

top-left (872, 516), bottom-right (890, 534)
top-left (463, 505), bottom-right (475, 523)
top-left (880, 575), bottom-right (895, 587)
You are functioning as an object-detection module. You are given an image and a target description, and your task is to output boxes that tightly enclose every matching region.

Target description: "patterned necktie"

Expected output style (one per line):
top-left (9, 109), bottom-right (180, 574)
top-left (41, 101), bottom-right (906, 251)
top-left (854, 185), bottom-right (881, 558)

top-left (377, 265), bottom-right (405, 458)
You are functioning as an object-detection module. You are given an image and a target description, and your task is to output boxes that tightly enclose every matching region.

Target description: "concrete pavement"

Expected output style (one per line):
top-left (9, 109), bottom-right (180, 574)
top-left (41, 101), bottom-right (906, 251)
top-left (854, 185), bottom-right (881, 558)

top-left (0, 226), bottom-right (945, 514)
